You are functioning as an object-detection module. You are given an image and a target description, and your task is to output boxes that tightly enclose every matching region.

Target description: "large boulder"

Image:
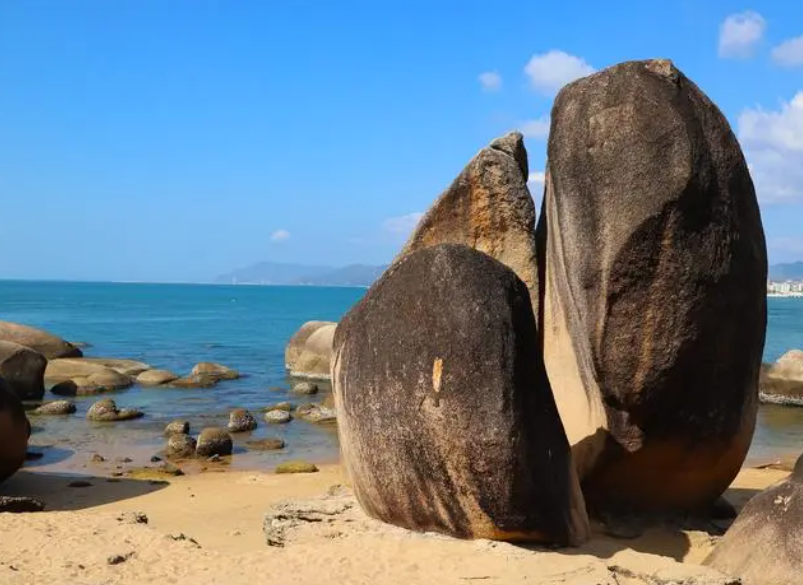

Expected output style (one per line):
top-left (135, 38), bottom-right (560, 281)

top-left (333, 244), bottom-right (589, 545)
top-left (0, 321), bottom-right (82, 360)
top-left (0, 378), bottom-right (30, 484)
top-left (45, 359), bottom-right (133, 391)
top-left (394, 131), bottom-right (539, 309)
top-left (286, 323), bottom-right (336, 379)
top-left (703, 453), bottom-right (803, 584)
top-left (0, 340), bottom-right (46, 401)
top-left (759, 351), bottom-right (803, 405)
top-left (537, 59), bottom-right (767, 511)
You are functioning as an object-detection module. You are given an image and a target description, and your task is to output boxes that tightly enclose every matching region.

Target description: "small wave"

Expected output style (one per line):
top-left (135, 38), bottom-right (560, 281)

top-left (759, 392), bottom-right (803, 407)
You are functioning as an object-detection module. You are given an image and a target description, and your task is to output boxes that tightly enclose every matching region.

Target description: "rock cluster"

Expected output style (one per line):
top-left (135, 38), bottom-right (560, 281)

top-left (0, 321), bottom-right (82, 360)
top-left (330, 59), bottom-right (767, 545)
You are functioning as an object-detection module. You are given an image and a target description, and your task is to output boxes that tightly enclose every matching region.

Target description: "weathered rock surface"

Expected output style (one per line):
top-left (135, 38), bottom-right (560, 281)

top-left (227, 408), bottom-right (257, 433)
top-left (287, 323), bottom-right (337, 380)
top-left (137, 369), bottom-right (180, 386)
top-left (0, 321), bottom-right (82, 359)
top-left (295, 403), bottom-right (336, 424)
top-left (165, 433), bottom-right (197, 459)
top-left (32, 400), bottom-right (76, 415)
top-left (537, 59), bottom-right (767, 511)
top-left (0, 340), bottom-right (46, 401)
top-left (759, 351), bottom-right (803, 405)
top-left (190, 362), bottom-right (240, 381)
top-left (80, 358), bottom-right (151, 377)
top-left (333, 244), bottom-right (588, 544)
top-left (195, 427), bottom-right (233, 457)
top-left (164, 420), bottom-right (190, 436)
top-left (292, 382), bottom-right (318, 395)
top-left (704, 453), bottom-right (803, 584)
top-left (86, 399), bottom-right (144, 422)
top-left (394, 131), bottom-right (539, 309)
top-left (0, 378), bottom-right (30, 484)
top-left (245, 437), bottom-right (285, 451)
top-left (45, 359), bottom-right (133, 391)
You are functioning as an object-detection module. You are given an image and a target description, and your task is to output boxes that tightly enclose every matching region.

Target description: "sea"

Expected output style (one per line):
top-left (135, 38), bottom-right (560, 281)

top-left (1, 279), bottom-right (802, 473)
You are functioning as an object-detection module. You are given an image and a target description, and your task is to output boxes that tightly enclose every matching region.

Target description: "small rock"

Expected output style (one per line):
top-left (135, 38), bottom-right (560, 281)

top-left (275, 461), bottom-right (319, 474)
top-left (292, 382), bottom-right (319, 395)
top-left (89, 454), bottom-right (106, 463)
top-left (227, 408), bottom-right (257, 433)
top-left (191, 362), bottom-right (240, 381)
top-left (107, 553), bottom-right (132, 565)
top-left (260, 402), bottom-right (292, 413)
top-left (295, 403), bottom-right (337, 424)
top-left (195, 427), bottom-right (233, 457)
top-left (86, 399), bottom-right (144, 422)
top-left (33, 400), bottom-right (77, 415)
top-left (136, 369), bottom-right (179, 386)
top-left (265, 410), bottom-right (292, 424)
top-left (166, 433), bottom-right (197, 460)
top-left (245, 438), bottom-right (285, 451)
top-left (68, 480), bottom-right (93, 488)
top-left (150, 455), bottom-right (162, 463)
top-left (116, 511), bottom-right (148, 524)
top-left (164, 420), bottom-right (190, 436)
top-left (115, 457), bottom-right (133, 463)
top-left (0, 496), bottom-right (45, 513)
top-left (208, 454), bottom-right (221, 462)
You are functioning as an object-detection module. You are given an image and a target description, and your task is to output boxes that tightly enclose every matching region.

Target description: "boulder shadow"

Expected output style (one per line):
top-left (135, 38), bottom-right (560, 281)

top-left (0, 469), bottom-right (168, 511)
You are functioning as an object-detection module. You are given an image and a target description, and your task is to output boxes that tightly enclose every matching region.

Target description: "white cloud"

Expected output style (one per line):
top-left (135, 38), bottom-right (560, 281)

top-left (270, 229), bottom-right (291, 242)
top-left (738, 92), bottom-right (803, 203)
top-left (524, 50), bottom-right (595, 95)
top-left (718, 11), bottom-right (766, 58)
top-left (772, 36), bottom-right (803, 67)
top-left (527, 171), bottom-right (546, 190)
top-left (478, 71), bottom-right (502, 92)
top-left (520, 117), bottom-right (550, 139)
top-left (383, 212), bottom-right (424, 235)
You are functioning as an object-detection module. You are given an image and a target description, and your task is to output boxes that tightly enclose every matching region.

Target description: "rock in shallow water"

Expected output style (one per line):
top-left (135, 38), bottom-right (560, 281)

top-left (275, 461), bottom-right (318, 474)
top-left (86, 399), bottom-right (144, 422)
top-left (264, 410), bottom-right (292, 424)
top-left (166, 434), bottom-right (197, 459)
top-left (0, 321), bottom-right (82, 360)
top-left (190, 362), bottom-right (239, 381)
top-left (245, 438), bottom-right (285, 451)
top-left (137, 369), bottom-right (180, 386)
top-left (164, 420), bottom-right (190, 436)
top-left (333, 243), bottom-right (589, 545)
top-left (538, 59), bottom-right (766, 512)
top-left (0, 495), bottom-right (45, 513)
top-left (292, 382), bottom-right (318, 395)
top-left (227, 408), bottom-right (257, 433)
top-left (33, 400), bottom-right (76, 415)
top-left (295, 403), bottom-right (336, 424)
top-left (195, 427), bottom-right (233, 457)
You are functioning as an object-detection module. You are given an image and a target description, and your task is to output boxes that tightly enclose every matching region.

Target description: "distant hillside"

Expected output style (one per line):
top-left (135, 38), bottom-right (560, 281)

top-left (215, 262), bottom-right (386, 287)
top-left (769, 262), bottom-right (803, 281)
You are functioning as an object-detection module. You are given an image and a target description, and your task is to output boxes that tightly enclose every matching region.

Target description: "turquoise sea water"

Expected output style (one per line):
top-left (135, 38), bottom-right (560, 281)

top-left (1, 280), bottom-right (802, 471)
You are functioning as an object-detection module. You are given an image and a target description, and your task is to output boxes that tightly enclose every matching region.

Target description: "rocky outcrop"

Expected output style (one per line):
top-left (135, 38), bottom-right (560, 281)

top-left (195, 427), bottom-right (233, 457)
top-left (537, 59), bottom-right (767, 511)
top-left (137, 369), bottom-right (180, 386)
top-left (394, 131), bottom-right (539, 309)
top-left (286, 322), bottom-right (336, 380)
top-left (0, 321), bottom-right (82, 359)
top-left (86, 399), bottom-right (144, 422)
top-left (227, 409), bottom-right (257, 433)
top-left (704, 453), bottom-right (803, 584)
top-left (333, 244), bottom-right (588, 545)
top-left (45, 359), bottom-right (133, 391)
top-left (0, 377), bottom-right (30, 483)
top-left (190, 362), bottom-right (240, 381)
top-left (0, 340), bottom-right (46, 401)
top-left (759, 351), bottom-right (803, 405)
top-left (32, 400), bottom-right (76, 415)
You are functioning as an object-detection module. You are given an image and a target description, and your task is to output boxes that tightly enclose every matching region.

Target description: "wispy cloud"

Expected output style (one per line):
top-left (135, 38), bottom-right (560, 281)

top-left (738, 92), bottom-right (803, 204)
top-left (524, 50), bottom-right (595, 95)
top-left (478, 71), bottom-right (502, 92)
top-left (772, 36), bottom-right (803, 67)
top-left (718, 11), bottom-right (766, 59)
top-left (528, 171), bottom-right (546, 190)
top-left (383, 212), bottom-right (424, 235)
top-left (520, 117), bottom-right (550, 139)
top-left (270, 229), bottom-right (291, 242)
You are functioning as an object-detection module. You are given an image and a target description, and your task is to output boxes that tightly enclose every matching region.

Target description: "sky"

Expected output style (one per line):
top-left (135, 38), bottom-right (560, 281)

top-left (1, 1), bottom-right (802, 282)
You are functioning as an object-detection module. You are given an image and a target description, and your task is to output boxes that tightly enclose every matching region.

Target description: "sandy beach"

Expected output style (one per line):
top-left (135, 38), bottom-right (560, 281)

top-left (0, 461), bottom-right (789, 585)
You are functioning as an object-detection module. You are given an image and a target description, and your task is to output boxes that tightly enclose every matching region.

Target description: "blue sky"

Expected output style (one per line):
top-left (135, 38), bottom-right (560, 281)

top-left (1, 1), bottom-right (802, 282)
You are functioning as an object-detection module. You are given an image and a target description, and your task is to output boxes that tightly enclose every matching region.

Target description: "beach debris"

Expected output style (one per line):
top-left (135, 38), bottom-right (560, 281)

top-left (164, 419), bottom-right (190, 436)
top-left (32, 400), bottom-right (76, 415)
top-left (137, 369), bottom-right (180, 386)
top-left (86, 399), bottom-right (143, 422)
top-left (333, 243), bottom-right (589, 545)
top-left (0, 495), bottom-right (45, 513)
top-left (107, 552), bottom-right (133, 565)
top-left (227, 408), bottom-right (257, 433)
top-left (116, 511), bottom-right (148, 524)
top-left (190, 362), bottom-right (240, 381)
top-left (285, 321), bottom-right (336, 380)
top-left (292, 382), bottom-right (319, 395)
top-left (275, 461), bottom-right (319, 474)
top-left (165, 433), bottom-right (197, 460)
top-left (0, 340), bottom-right (46, 401)
top-left (0, 321), bottom-right (82, 359)
top-left (264, 410), bottom-right (292, 424)
top-left (195, 427), bottom-right (233, 457)
top-left (245, 437), bottom-right (285, 451)
top-left (167, 533), bottom-right (201, 548)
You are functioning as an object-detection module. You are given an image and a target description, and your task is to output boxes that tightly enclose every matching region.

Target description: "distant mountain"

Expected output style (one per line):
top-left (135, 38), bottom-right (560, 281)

top-left (215, 262), bottom-right (387, 287)
top-left (769, 262), bottom-right (803, 281)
